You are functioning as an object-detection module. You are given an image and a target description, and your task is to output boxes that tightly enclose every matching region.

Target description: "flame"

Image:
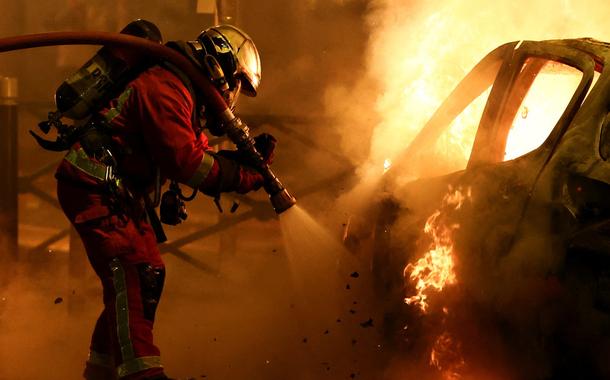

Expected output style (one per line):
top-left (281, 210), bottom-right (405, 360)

top-left (361, 0), bottom-right (610, 179)
top-left (404, 188), bottom-right (470, 374)
top-left (431, 88), bottom-right (491, 172)
top-left (404, 187), bottom-right (470, 312)
top-left (430, 331), bottom-right (466, 380)
top-left (403, 209), bottom-right (457, 312)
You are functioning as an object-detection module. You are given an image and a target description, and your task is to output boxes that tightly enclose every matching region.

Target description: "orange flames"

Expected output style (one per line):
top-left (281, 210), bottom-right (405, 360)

top-left (404, 187), bottom-right (470, 313)
top-left (362, 1), bottom-right (610, 178)
top-left (404, 187), bottom-right (469, 378)
top-left (430, 331), bottom-right (466, 380)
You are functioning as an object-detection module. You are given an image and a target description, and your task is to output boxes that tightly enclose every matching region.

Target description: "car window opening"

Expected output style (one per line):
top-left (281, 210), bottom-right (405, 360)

top-left (503, 58), bottom-right (584, 161)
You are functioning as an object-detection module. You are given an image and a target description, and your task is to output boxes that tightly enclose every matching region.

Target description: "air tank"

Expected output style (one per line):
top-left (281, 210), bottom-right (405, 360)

top-left (55, 19), bottom-right (163, 120)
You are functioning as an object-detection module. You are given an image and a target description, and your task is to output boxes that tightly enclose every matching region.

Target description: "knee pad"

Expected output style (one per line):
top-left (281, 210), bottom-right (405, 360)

top-left (136, 263), bottom-right (165, 321)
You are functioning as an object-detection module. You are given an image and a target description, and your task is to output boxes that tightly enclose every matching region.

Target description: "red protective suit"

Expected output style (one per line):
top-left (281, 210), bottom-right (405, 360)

top-left (56, 65), bottom-right (258, 379)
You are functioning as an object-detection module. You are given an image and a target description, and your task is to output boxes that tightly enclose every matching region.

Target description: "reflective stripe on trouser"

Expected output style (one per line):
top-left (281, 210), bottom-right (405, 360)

top-left (88, 350), bottom-right (114, 368)
top-left (84, 349), bottom-right (117, 380)
top-left (109, 258), bottom-right (164, 378)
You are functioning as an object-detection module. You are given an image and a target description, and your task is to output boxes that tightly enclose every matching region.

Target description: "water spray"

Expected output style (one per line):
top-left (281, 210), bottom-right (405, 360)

top-left (0, 31), bottom-right (296, 214)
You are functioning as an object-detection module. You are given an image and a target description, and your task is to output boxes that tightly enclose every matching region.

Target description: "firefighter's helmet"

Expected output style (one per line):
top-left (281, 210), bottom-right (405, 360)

top-left (189, 24), bottom-right (261, 105)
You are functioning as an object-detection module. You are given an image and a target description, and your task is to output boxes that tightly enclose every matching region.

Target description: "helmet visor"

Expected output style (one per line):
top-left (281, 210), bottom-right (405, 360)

top-left (235, 39), bottom-right (261, 97)
top-left (204, 25), bottom-right (262, 97)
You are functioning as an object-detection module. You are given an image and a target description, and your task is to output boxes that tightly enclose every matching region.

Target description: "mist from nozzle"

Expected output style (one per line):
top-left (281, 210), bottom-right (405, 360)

top-left (274, 205), bottom-right (383, 377)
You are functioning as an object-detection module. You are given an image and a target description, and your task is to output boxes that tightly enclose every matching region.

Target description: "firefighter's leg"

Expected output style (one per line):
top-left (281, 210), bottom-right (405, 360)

top-left (84, 309), bottom-right (117, 380)
top-left (104, 256), bottom-right (166, 379)
top-left (58, 181), bottom-right (168, 379)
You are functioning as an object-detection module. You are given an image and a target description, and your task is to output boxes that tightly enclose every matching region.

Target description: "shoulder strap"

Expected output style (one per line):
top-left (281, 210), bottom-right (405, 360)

top-left (162, 41), bottom-right (202, 128)
top-left (162, 61), bottom-right (196, 100)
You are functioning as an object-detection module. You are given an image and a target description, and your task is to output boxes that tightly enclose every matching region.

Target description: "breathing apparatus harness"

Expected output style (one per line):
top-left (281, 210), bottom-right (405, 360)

top-left (31, 20), bottom-right (200, 242)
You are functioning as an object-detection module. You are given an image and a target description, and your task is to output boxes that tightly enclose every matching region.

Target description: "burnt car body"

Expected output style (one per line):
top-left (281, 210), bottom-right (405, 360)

top-left (372, 39), bottom-right (610, 378)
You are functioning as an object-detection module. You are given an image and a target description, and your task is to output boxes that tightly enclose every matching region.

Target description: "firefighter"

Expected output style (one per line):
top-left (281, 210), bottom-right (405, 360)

top-left (55, 25), bottom-right (271, 380)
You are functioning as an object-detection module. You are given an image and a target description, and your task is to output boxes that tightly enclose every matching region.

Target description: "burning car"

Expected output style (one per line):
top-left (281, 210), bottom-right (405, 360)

top-left (372, 38), bottom-right (610, 378)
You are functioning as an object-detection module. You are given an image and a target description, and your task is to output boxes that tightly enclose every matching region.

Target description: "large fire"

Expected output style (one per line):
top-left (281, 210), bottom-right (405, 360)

top-left (363, 0), bottom-right (610, 176)
top-left (404, 187), bottom-right (470, 313)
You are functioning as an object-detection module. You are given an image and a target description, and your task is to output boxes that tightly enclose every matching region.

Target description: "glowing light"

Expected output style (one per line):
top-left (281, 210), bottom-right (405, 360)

top-left (365, 0), bottom-right (610, 179)
top-left (503, 60), bottom-right (583, 160)
top-left (383, 158), bottom-right (392, 173)
top-left (432, 88), bottom-right (490, 171)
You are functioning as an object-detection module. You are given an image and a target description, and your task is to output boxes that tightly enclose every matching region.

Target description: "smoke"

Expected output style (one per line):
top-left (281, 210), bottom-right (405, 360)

top-left (0, 259), bottom-right (100, 379)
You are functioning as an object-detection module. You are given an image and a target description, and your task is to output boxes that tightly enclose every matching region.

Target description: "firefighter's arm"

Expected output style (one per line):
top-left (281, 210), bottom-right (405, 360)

top-left (132, 70), bottom-right (264, 194)
top-left (196, 154), bottom-right (264, 195)
top-left (198, 133), bottom-right (277, 195)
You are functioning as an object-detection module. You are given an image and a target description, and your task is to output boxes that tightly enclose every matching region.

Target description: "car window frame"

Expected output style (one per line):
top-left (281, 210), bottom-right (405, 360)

top-left (392, 42), bottom-right (515, 177)
top-left (468, 41), bottom-right (596, 167)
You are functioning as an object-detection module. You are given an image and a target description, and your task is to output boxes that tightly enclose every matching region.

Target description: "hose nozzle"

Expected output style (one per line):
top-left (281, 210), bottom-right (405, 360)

top-left (270, 188), bottom-right (296, 214)
top-left (222, 115), bottom-right (297, 214)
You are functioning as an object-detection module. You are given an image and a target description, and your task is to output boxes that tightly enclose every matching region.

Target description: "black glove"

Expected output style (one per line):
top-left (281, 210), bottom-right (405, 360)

top-left (253, 133), bottom-right (277, 165)
top-left (201, 152), bottom-right (264, 196)
top-left (216, 133), bottom-right (277, 166)
top-left (205, 133), bottom-right (276, 196)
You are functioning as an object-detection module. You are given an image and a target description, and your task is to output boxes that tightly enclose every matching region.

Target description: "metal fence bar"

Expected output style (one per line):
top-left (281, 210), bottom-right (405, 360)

top-left (162, 244), bottom-right (218, 274)
top-left (26, 185), bottom-right (62, 210)
top-left (30, 228), bottom-right (70, 254)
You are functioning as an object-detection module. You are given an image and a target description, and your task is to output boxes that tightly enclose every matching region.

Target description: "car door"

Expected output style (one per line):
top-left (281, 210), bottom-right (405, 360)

top-left (455, 40), bottom-right (596, 265)
top-left (532, 41), bottom-right (610, 313)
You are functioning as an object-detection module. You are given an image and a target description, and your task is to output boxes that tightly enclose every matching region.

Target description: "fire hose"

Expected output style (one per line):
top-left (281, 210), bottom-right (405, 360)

top-left (0, 31), bottom-right (296, 213)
